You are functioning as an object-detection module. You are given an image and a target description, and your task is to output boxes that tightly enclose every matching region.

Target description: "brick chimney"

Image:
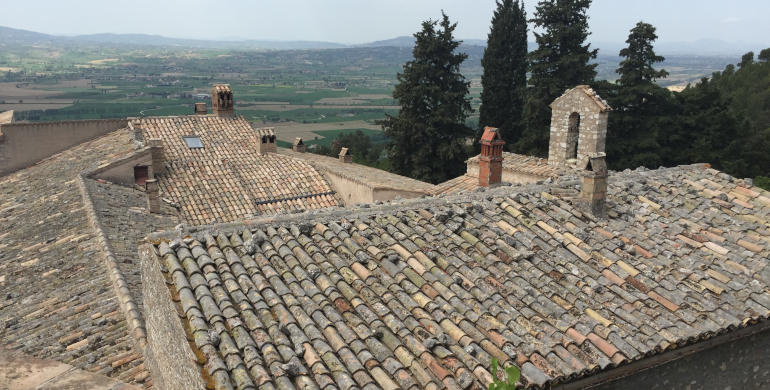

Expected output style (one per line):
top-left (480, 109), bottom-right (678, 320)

top-left (149, 138), bottom-right (165, 175)
top-left (292, 137), bottom-right (306, 153)
top-left (194, 102), bottom-right (207, 115)
top-left (580, 153), bottom-right (608, 218)
top-left (478, 126), bottom-right (505, 187)
top-left (339, 147), bottom-right (352, 163)
top-left (211, 84), bottom-right (234, 117)
top-left (257, 128), bottom-right (277, 154)
top-left (146, 179), bottom-right (161, 214)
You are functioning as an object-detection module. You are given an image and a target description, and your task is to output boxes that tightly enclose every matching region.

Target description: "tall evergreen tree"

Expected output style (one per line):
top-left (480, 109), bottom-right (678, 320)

top-left (518, 0), bottom-right (597, 157)
top-left (617, 22), bottom-right (668, 88)
top-left (478, 0), bottom-right (528, 148)
top-left (604, 21), bottom-right (674, 169)
top-left (380, 12), bottom-right (473, 184)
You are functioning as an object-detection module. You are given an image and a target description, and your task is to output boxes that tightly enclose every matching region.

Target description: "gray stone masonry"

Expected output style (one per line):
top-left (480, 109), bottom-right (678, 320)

top-left (148, 138), bottom-right (164, 175)
top-left (145, 179), bottom-right (160, 214)
top-left (580, 153), bottom-right (608, 218)
top-left (548, 85), bottom-right (610, 169)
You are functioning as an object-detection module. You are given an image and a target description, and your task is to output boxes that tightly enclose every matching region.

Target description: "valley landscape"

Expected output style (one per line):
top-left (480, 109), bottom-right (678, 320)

top-left (0, 25), bottom-right (739, 148)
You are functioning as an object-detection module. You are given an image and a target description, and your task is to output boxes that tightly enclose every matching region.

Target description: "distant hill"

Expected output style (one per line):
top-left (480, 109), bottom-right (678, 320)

top-left (0, 26), bottom-right (345, 50)
top-left (1, 25), bottom-right (763, 56)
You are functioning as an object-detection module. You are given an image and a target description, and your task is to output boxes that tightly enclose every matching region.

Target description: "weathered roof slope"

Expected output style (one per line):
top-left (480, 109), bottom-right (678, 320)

top-left (280, 147), bottom-right (436, 194)
top-left (147, 164), bottom-right (770, 389)
top-left (0, 129), bottom-right (152, 386)
top-left (137, 116), bottom-right (340, 225)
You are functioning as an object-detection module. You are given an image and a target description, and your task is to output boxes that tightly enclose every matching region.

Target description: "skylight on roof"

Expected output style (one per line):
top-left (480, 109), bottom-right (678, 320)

top-left (183, 136), bottom-right (203, 149)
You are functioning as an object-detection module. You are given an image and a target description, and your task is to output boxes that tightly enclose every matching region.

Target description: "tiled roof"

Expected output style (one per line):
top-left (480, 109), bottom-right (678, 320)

top-left (279, 148), bottom-right (436, 194)
top-left (435, 153), bottom-right (560, 195)
top-left (146, 164), bottom-right (770, 389)
top-left (136, 116), bottom-right (340, 225)
top-left (431, 174), bottom-right (478, 195)
top-left (0, 129), bottom-right (153, 386)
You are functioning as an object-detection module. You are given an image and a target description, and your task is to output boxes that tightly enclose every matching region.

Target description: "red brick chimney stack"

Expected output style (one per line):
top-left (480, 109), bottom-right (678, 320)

top-left (478, 126), bottom-right (505, 187)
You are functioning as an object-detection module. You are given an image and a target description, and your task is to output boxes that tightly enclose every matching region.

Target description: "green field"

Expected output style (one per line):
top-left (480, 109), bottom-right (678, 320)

top-left (276, 128), bottom-right (387, 148)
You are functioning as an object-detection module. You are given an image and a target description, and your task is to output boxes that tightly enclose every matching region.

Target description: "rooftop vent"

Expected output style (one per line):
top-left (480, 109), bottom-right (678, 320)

top-left (293, 137), bottom-right (306, 153)
top-left (339, 147), bottom-right (352, 163)
top-left (194, 102), bottom-right (207, 115)
top-left (580, 153), bottom-right (608, 218)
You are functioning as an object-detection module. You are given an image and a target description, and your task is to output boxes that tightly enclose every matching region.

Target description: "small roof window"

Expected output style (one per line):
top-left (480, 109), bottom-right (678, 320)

top-left (183, 136), bottom-right (203, 149)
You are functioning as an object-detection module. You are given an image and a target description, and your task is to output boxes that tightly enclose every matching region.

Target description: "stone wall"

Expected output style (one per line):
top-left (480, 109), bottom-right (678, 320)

top-left (322, 169), bottom-right (427, 205)
top-left (89, 149), bottom-right (153, 186)
top-left (555, 323), bottom-right (770, 390)
top-left (140, 244), bottom-right (206, 390)
top-left (587, 327), bottom-right (770, 390)
top-left (547, 88), bottom-right (608, 169)
top-left (0, 119), bottom-right (126, 176)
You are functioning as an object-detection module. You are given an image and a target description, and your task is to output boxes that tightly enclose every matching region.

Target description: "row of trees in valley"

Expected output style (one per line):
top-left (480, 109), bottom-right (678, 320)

top-left (380, 0), bottom-right (770, 186)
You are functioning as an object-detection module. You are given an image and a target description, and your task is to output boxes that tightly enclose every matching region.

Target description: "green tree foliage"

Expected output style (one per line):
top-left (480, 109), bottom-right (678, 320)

top-left (759, 48), bottom-right (770, 62)
top-left (312, 130), bottom-right (389, 169)
top-left (478, 0), bottom-right (528, 148)
top-left (600, 21), bottom-right (675, 169)
top-left (617, 22), bottom-right (669, 87)
top-left (739, 51), bottom-right (754, 68)
top-left (518, 0), bottom-right (598, 156)
top-left (600, 45), bottom-right (770, 183)
top-left (380, 12), bottom-right (473, 184)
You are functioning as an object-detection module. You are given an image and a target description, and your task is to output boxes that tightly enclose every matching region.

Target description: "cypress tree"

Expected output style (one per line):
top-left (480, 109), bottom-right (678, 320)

top-left (478, 0), bottom-right (528, 148)
top-left (617, 22), bottom-right (668, 88)
top-left (380, 12), bottom-right (473, 184)
top-left (518, 0), bottom-right (597, 157)
top-left (605, 21), bottom-right (674, 170)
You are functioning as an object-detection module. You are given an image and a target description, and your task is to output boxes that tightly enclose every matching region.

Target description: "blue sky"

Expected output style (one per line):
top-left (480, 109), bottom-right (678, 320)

top-left (1, 0), bottom-right (768, 44)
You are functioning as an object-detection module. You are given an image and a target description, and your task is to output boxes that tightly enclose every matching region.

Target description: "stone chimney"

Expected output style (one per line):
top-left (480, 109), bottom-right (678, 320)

top-left (478, 126), bottom-right (505, 187)
top-left (292, 137), bottom-right (306, 153)
top-left (339, 147), bottom-right (352, 163)
top-left (211, 84), bottom-right (234, 117)
top-left (149, 138), bottom-right (165, 175)
top-left (146, 179), bottom-right (161, 214)
top-left (580, 153), bottom-right (608, 218)
top-left (194, 102), bottom-right (207, 115)
top-left (257, 128), bottom-right (277, 154)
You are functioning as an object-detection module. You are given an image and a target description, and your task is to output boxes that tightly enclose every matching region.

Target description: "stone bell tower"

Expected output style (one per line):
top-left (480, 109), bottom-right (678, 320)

top-left (547, 85), bottom-right (611, 169)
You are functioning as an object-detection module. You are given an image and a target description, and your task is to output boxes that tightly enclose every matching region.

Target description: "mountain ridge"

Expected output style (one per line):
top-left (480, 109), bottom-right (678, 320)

top-left (0, 25), bottom-right (762, 55)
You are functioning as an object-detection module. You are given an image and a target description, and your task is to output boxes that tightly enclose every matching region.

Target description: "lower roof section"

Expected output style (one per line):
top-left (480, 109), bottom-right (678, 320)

top-left (143, 164), bottom-right (770, 389)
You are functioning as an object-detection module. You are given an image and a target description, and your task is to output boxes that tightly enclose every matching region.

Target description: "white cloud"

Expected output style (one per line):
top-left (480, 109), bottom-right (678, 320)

top-left (721, 17), bottom-right (741, 24)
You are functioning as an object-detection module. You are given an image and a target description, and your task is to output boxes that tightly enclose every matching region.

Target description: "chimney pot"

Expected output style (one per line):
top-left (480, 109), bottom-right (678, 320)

top-left (146, 178), bottom-right (161, 214)
top-left (257, 128), bottom-right (277, 154)
top-left (339, 147), bottom-right (352, 163)
top-left (211, 84), bottom-right (234, 117)
top-left (194, 102), bottom-right (207, 115)
top-left (478, 126), bottom-right (505, 187)
top-left (292, 137), bottom-right (306, 153)
top-left (580, 153), bottom-right (608, 218)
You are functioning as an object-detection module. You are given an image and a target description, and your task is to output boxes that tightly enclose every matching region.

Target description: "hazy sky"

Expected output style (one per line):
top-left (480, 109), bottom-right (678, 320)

top-left (1, 0), bottom-right (768, 44)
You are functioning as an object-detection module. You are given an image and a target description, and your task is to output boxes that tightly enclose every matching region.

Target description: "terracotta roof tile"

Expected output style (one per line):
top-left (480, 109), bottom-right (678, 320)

top-left (144, 163), bottom-right (770, 389)
top-left (137, 116), bottom-right (340, 224)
